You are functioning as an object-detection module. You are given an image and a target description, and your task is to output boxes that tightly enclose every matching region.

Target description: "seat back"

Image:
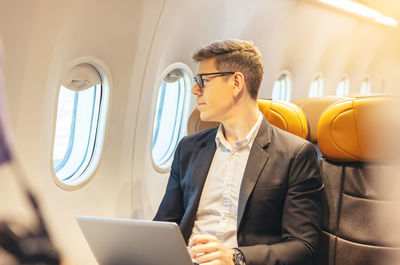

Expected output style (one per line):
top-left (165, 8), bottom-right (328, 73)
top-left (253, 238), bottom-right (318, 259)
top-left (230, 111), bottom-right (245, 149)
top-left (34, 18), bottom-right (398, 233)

top-left (187, 99), bottom-right (308, 139)
top-left (257, 98), bottom-right (308, 139)
top-left (187, 108), bottom-right (218, 135)
top-left (316, 96), bottom-right (400, 265)
top-left (291, 96), bottom-right (348, 142)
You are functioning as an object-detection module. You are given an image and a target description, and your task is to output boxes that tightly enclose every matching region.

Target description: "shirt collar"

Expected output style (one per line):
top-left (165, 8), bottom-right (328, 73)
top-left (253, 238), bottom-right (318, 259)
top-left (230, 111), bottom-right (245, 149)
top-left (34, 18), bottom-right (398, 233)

top-left (215, 112), bottom-right (263, 151)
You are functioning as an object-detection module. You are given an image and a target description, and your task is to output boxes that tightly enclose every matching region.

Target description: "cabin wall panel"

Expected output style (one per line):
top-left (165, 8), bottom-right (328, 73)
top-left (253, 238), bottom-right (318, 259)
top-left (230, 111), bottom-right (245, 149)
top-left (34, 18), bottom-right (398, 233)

top-left (40, 1), bottom-right (165, 263)
top-left (0, 0), bottom-right (164, 264)
top-left (0, 1), bottom-right (37, 129)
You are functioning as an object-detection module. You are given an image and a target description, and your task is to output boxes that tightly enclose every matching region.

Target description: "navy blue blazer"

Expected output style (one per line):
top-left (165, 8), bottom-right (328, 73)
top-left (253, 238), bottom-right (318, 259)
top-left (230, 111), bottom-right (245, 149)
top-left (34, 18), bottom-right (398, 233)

top-left (154, 118), bottom-right (323, 265)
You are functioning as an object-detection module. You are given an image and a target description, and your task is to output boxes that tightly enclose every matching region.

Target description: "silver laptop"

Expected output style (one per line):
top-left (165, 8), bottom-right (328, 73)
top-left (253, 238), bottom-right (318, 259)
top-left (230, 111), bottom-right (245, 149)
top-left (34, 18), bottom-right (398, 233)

top-left (76, 216), bottom-right (194, 265)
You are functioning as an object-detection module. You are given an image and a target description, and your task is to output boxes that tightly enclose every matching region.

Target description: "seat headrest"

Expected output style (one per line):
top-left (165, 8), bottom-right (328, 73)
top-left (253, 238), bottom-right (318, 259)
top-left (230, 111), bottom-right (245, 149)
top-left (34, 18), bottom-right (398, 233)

top-left (187, 99), bottom-right (308, 139)
top-left (291, 96), bottom-right (349, 142)
top-left (257, 99), bottom-right (308, 139)
top-left (317, 96), bottom-right (396, 162)
top-left (187, 108), bottom-right (218, 135)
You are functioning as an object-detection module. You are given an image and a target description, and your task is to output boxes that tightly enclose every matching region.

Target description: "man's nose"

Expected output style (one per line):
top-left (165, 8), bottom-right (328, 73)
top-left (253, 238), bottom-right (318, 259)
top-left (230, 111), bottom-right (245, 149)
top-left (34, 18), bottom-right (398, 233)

top-left (191, 83), bottom-right (202, 95)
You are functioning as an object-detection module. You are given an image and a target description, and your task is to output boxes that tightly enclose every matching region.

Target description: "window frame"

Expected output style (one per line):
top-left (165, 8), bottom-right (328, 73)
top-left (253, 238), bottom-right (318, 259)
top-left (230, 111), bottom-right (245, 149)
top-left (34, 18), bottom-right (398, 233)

top-left (336, 75), bottom-right (350, 97)
top-left (272, 70), bottom-right (292, 101)
top-left (360, 76), bottom-right (371, 94)
top-left (50, 57), bottom-right (111, 190)
top-left (308, 73), bottom-right (324, 97)
top-left (150, 63), bottom-right (193, 173)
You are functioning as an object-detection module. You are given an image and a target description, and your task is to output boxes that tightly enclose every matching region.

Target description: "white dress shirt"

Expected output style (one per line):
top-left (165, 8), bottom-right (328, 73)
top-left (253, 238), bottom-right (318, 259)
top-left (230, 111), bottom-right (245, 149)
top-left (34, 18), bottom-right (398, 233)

top-left (191, 112), bottom-right (263, 248)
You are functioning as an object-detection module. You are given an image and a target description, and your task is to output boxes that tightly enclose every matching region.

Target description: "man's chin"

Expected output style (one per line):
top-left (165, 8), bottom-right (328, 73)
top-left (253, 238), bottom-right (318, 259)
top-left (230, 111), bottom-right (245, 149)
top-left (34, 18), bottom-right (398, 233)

top-left (199, 112), bottom-right (217, 122)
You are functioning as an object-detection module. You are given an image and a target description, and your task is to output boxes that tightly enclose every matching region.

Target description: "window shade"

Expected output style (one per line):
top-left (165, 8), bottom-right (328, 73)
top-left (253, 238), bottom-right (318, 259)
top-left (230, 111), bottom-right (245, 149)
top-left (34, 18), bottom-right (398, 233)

top-left (62, 63), bottom-right (101, 91)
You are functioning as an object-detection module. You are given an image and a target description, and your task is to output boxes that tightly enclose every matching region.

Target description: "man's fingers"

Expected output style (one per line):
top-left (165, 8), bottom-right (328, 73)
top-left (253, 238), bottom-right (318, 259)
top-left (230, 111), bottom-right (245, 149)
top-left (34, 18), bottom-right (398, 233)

top-left (195, 250), bottom-right (222, 264)
top-left (188, 234), bottom-right (232, 265)
top-left (190, 241), bottom-right (219, 257)
top-left (189, 234), bottom-right (218, 247)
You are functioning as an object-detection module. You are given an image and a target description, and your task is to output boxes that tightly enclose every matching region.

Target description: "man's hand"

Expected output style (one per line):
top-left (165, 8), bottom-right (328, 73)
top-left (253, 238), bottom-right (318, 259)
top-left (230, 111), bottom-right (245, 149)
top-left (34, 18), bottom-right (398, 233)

top-left (188, 235), bottom-right (235, 265)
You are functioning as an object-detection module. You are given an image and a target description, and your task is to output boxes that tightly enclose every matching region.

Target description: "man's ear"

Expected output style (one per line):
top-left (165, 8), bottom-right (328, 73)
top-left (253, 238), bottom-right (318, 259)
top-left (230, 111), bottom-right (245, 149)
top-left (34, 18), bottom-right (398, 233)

top-left (232, 72), bottom-right (245, 98)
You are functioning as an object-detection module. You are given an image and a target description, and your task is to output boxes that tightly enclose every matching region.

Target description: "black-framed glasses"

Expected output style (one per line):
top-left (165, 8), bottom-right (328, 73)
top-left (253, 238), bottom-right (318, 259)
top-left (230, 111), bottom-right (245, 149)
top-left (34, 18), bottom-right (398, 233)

top-left (193, 72), bottom-right (235, 89)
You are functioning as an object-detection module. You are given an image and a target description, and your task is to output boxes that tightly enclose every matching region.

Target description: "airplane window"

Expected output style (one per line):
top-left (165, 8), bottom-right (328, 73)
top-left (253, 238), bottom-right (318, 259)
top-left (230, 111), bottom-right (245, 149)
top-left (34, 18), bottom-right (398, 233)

top-left (152, 67), bottom-right (192, 170)
top-left (380, 79), bottom-right (386, 93)
top-left (272, 73), bottom-right (291, 101)
top-left (360, 78), bottom-right (371, 94)
top-left (308, 74), bottom-right (324, 97)
top-left (52, 63), bottom-right (109, 187)
top-left (336, 77), bottom-right (349, 96)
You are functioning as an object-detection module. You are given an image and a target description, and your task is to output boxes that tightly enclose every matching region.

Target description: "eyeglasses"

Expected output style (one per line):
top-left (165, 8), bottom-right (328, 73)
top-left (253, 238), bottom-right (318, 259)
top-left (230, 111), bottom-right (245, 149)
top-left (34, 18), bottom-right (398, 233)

top-left (193, 72), bottom-right (235, 89)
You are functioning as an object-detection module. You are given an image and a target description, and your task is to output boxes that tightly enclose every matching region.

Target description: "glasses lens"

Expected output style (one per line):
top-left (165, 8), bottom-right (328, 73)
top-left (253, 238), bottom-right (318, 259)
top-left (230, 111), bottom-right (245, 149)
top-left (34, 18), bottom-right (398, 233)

top-left (195, 75), bottom-right (203, 88)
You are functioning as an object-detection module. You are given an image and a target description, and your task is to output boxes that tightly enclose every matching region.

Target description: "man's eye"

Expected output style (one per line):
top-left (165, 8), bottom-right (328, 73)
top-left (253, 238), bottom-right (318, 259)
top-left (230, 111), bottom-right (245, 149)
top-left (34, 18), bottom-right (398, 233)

top-left (203, 79), bottom-right (210, 83)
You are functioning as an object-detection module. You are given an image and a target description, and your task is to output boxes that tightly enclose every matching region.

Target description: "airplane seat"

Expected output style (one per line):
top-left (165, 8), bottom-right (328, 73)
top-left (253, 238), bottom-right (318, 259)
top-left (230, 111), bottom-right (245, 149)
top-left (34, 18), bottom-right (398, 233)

top-left (316, 96), bottom-right (400, 265)
top-left (256, 98), bottom-right (308, 139)
top-left (187, 107), bottom-right (218, 135)
top-left (291, 96), bottom-right (349, 159)
top-left (187, 99), bottom-right (308, 139)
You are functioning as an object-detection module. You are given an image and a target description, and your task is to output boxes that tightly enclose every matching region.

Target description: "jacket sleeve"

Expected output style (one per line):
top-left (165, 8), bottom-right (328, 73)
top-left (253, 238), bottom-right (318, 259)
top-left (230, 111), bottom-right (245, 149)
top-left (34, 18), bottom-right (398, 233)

top-left (240, 142), bottom-right (323, 265)
top-left (153, 141), bottom-right (184, 224)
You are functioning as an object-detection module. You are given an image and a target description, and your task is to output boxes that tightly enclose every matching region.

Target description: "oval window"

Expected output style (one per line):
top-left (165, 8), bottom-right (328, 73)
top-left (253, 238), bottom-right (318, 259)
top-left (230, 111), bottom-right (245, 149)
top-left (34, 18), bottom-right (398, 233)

top-left (152, 66), bottom-right (192, 170)
top-left (336, 76), bottom-right (349, 96)
top-left (52, 63), bottom-right (109, 187)
top-left (309, 74), bottom-right (324, 97)
top-left (360, 78), bottom-right (371, 94)
top-left (272, 72), bottom-right (292, 101)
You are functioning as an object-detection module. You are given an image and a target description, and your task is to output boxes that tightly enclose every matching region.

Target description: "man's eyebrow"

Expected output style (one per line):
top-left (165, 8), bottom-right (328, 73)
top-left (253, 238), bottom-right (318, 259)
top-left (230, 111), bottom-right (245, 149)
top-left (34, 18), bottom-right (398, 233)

top-left (197, 71), bottom-right (223, 75)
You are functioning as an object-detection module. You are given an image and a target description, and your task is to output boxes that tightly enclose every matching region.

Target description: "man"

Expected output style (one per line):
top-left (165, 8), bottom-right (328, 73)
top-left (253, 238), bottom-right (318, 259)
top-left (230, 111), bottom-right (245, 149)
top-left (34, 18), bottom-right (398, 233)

top-left (154, 39), bottom-right (323, 265)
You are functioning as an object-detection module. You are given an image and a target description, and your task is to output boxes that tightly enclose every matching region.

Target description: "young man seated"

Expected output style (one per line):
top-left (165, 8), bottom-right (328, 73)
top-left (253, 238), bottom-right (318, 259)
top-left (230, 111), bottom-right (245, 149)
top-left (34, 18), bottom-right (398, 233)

top-left (154, 39), bottom-right (323, 265)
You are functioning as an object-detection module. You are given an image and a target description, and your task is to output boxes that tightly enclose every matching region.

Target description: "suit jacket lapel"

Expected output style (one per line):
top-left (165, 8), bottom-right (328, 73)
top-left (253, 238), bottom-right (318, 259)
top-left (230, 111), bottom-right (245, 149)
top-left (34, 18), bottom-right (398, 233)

top-left (191, 138), bottom-right (216, 198)
top-left (181, 130), bottom-right (217, 241)
top-left (237, 118), bottom-right (271, 228)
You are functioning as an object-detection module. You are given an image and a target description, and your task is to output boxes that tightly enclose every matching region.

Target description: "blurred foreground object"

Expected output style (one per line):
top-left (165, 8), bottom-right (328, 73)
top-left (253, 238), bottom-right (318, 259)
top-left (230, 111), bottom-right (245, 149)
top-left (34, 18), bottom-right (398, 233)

top-left (0, 40), bottom-right (60, 265)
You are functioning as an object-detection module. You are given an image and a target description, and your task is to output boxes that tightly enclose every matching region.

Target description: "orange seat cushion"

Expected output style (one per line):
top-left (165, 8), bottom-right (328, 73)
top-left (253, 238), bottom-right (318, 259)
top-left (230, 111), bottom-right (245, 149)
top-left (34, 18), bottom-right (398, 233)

top-left (317, 96), bottom-right (396, 162)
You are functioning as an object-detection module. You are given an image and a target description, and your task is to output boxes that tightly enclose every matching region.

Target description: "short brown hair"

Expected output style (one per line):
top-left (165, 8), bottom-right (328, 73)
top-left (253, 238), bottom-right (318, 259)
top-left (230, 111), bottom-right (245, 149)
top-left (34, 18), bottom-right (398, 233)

top-left (192, 39), bottom-right (264, 100)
